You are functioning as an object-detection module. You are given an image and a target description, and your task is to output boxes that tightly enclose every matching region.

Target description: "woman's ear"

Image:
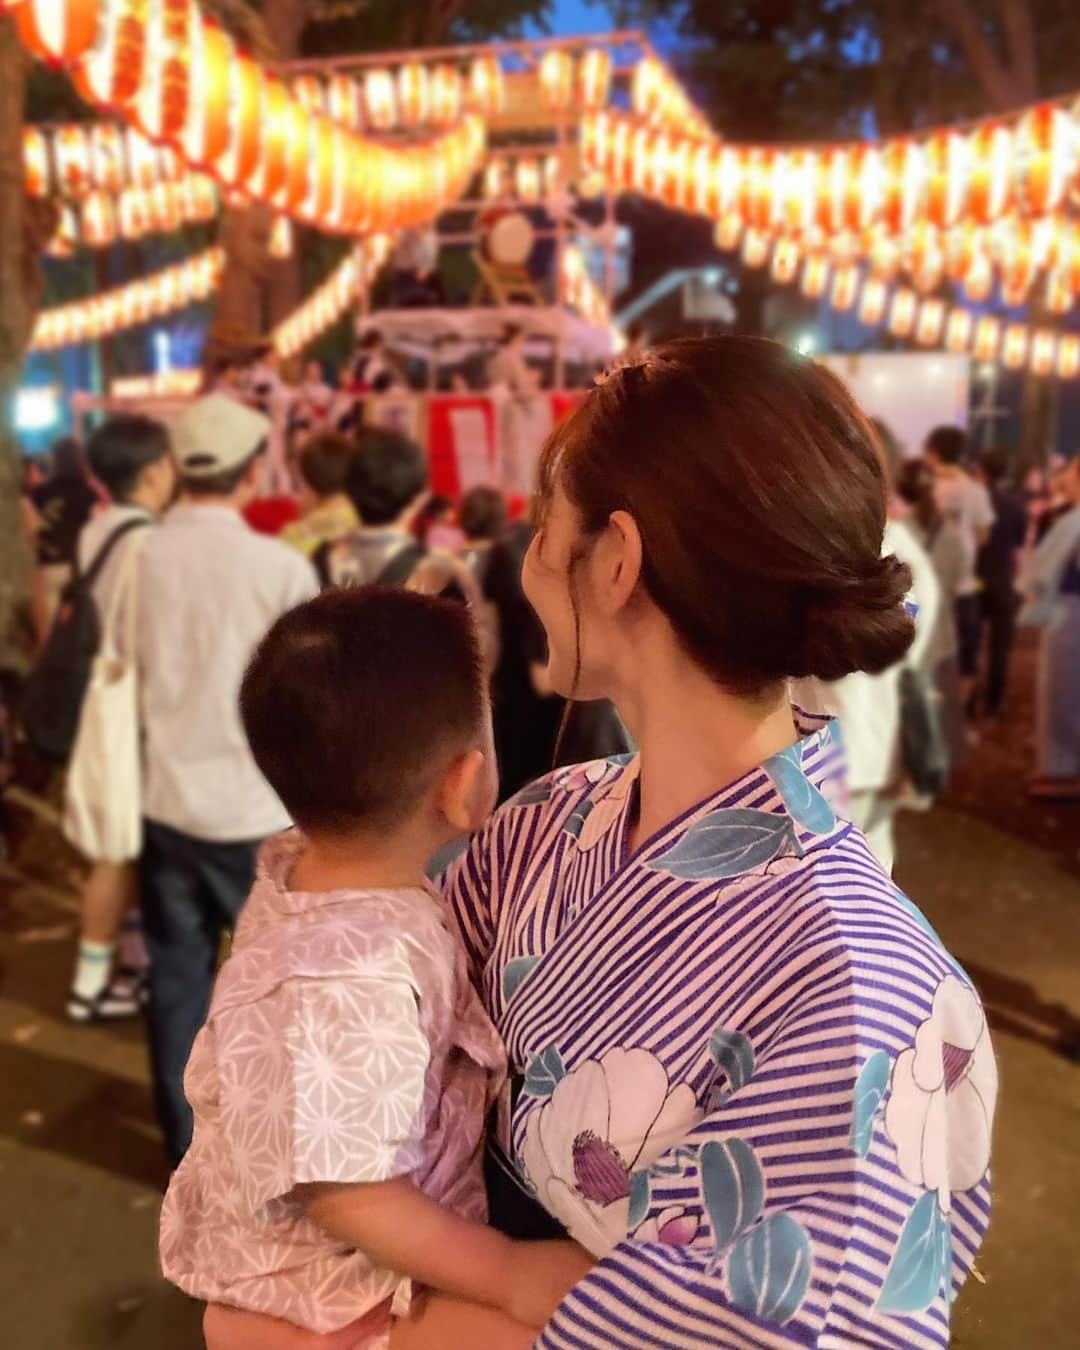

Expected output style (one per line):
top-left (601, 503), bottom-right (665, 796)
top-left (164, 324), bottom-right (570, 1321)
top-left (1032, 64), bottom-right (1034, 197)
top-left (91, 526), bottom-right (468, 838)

top-left (436, 748), bottom-right (492, 833)
top-left (592, 509), bottom-right (644, 616)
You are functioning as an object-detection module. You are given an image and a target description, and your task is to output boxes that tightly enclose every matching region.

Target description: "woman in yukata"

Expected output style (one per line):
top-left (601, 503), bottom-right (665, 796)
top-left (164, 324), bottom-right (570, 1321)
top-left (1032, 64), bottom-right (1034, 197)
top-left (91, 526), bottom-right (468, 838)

top-left (393, 337), bottom-right (996, 1349)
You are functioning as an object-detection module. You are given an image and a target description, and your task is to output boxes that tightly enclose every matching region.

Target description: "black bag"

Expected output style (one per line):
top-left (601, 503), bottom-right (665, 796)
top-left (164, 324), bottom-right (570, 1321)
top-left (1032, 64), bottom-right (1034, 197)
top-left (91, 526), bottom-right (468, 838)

top-left (21, 518), bottom-right (148, 763)
top-left (898, 666), bottom-right (950, 798)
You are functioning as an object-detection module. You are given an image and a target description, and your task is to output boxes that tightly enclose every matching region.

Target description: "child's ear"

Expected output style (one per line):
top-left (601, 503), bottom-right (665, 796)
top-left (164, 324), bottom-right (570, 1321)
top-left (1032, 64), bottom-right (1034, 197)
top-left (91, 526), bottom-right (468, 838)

top-left (437, 749), bottom-right (488, 833)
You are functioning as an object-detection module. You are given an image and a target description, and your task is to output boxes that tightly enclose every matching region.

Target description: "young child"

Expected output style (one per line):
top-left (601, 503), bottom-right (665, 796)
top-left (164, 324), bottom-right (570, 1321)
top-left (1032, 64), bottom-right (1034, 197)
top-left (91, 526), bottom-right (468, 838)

top-left (160, 587), bottom-right (590, 1348)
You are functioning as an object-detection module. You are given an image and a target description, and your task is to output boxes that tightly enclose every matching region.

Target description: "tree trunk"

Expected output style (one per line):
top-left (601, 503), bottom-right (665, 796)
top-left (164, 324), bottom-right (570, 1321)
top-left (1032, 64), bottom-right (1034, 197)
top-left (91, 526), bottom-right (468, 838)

top-left (0, 20), bottom-right (34, 674)
top-left (205, 0), bottom-right (309, 364)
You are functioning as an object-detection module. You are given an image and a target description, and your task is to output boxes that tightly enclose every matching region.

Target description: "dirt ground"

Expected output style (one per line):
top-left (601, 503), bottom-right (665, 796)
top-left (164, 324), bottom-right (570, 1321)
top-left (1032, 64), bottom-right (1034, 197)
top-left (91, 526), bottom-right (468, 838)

top-left (0, 633), bottom-right (1077, 1349)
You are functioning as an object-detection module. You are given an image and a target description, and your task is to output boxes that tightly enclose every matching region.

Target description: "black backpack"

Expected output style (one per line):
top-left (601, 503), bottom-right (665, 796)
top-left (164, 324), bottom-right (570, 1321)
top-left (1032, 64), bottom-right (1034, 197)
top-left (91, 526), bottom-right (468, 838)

top-left (21, 518), bottom-right (149, 763)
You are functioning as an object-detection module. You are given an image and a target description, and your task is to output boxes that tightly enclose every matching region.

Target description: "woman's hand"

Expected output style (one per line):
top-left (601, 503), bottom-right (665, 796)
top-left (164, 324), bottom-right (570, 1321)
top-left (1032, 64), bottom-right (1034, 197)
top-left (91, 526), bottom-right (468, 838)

top-left (503, 1238), bottom-right (594, 1329)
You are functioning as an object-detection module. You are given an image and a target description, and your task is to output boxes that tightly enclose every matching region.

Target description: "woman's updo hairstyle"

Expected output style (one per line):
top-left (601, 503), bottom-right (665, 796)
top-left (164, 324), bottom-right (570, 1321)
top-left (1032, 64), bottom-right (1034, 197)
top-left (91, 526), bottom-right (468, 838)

top-left (537, 336), bottom-right (915, 694)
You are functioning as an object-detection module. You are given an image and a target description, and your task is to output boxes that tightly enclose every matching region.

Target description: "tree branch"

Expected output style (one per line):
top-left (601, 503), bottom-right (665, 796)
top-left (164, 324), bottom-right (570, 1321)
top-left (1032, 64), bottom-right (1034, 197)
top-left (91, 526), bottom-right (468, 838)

top-left (931, 0), bottom-right (1022, 110)
top-left (998, 0), bottom-right (1039, 102)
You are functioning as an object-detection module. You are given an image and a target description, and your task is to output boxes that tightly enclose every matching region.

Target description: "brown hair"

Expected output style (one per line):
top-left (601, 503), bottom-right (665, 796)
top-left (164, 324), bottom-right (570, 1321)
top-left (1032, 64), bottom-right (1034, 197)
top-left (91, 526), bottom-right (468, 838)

top-left (240, 586), bottom-right (485, 833)
top-left (298, 432), bottom-right (354, 500)
top-left (896, 458), bottom-right (942, 537)
top-left (537, 336), bottom-right (914, 694)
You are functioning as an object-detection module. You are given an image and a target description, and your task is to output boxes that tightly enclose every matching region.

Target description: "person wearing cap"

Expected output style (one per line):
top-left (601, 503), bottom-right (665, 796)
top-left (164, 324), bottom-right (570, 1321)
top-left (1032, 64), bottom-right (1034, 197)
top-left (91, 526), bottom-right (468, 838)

top-left (136, 393), bottom-right (318, 1167)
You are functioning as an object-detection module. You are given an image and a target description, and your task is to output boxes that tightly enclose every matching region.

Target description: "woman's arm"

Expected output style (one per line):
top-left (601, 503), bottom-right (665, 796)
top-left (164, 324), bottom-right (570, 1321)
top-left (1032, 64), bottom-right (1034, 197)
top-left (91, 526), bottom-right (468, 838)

top-left (303, 1178), bottom-right (592, 1330)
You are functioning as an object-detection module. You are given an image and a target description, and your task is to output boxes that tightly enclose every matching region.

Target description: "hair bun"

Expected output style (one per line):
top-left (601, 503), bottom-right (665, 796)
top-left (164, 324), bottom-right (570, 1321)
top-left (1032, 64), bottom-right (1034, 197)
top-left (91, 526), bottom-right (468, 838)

top-left (796, 554), bottom-right (915, 681)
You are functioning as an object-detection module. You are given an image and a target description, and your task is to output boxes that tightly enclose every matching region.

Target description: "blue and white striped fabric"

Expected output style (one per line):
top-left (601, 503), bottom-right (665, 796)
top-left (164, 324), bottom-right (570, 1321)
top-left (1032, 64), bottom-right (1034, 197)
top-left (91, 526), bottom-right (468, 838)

top-left (446, 711), bottom-right (995, 1348)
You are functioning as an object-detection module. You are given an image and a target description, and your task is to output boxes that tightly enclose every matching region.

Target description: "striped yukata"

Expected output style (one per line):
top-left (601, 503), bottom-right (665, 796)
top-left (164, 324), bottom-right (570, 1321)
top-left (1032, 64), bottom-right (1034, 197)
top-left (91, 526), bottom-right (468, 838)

top-left (445, 710), bottom-right (996, 1348)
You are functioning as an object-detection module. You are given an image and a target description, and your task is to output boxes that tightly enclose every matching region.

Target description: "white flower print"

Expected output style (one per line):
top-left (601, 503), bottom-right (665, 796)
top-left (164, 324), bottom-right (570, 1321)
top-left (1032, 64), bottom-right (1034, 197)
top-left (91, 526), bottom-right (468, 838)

top-left (883, 974), bottom-right (997, 1213)
top-left (520, 1047), bottom-right (702, 1256)
top-left (633, 1206), bottom-right (700, 1246)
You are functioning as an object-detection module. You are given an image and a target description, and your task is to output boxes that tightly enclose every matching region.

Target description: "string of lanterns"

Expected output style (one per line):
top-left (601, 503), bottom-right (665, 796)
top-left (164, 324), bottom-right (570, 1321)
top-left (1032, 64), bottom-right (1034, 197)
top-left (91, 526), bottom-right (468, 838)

top-left (272, 233), bottom-right (392, 358)
top-left (30, 246), bottom-right (224, 349)
top-left (9, 0), bottom-right (487, 235)
top-left (581, 105), bottom-right (1080, 309)
top-left (561, 243), bottom-right (616, 333)
top-left (289, 57), bottom-right (506, 131)
top-left (24, 122), bottom-right (189, 198)
top-left (732, 223), bottom-right (1079, 379)
top-left (45, 174), bottom-right (219, 254)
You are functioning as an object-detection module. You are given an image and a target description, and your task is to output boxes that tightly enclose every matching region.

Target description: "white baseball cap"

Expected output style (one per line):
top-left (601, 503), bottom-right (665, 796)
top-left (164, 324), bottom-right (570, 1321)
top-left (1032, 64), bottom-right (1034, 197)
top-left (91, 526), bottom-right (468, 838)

top-left (171, 393), bottom-right (271, 478)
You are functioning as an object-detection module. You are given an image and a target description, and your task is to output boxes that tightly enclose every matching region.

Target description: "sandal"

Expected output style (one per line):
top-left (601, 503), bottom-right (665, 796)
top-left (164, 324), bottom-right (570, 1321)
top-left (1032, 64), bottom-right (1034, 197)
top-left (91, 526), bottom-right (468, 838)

top-left (66, 967), bottom-right (149, 1023)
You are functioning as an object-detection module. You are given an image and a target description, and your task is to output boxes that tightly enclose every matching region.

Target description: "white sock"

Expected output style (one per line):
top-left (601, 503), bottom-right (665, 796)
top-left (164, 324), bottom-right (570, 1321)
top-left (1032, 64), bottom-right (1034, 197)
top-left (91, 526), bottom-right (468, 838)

top-left (72, 941), bottom-right (114, 1001)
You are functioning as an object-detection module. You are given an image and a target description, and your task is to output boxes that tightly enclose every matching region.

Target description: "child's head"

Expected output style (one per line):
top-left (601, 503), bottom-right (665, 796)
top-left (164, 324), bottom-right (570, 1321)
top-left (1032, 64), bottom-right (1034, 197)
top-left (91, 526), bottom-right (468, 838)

top-left (241, 587), bottom-right (495, 849)
top-left (297, 432), bottom-right (354, 511)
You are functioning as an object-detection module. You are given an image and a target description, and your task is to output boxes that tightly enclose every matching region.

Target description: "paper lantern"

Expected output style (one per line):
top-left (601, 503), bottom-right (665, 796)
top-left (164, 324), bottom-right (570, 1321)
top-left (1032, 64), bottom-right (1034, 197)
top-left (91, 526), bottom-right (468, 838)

top-left (180, 173), bottom-right (217, 222)
top-left (397, 62), bottom-right (429, 124)
top-left (1057, 335), bottom-right (1079, 379)
top-left (866, 228), bottom-right (900, 281)
top-left (182, 17), bottom-right (233, 168)
top-left (915, 298), bottom-right (946, 346)
top-left (771, 237), bottom-right (801, 284)
top-left (801, 255), bottom-right (830, 298)
top-left (16, 0), bottom-right (98, 63)
top-left (945, 308), bottom-right (973, 354)
top-left (540, 50), bottom-right (574, 110)
top-left (882, 140), bottom-right (924, 234)
top-left (1030, 329), bottom-right (1056, 377)
top-left (218, 53), bottom-right (263, 189)
top-left (483, 159), bottom-right (505, 200)
top-left (715, 211), bottom-right (743, 251)
top-left (292, 75), bottom-right (324, 114)
top-left (887, 288), bottom-right (917, 338)
top-left (1046, 269), bottom-right (1073, 315)
top-left (859, 278), bottom-right (888, 325)
top-left (73, 0), bottom-right (149, 107)
top-left (515, 158), bottom-right (541, 202)
top-left (741, 228), bottom-right (769, 269)
top-left (269, 215), bottom-right (293, 259)
top-left (1002, 323), bottom-right (1028, 370)
top-left (54, 125), bottom-right (92, 194)
top-left (745, 148), bottom-right (776, 230)
top-left (468, 57), bottom-right (504, 115)
top-left (46, 203), bottom-right (79, 257)
top-left (133, 0), bottom-right (192, 143)
top-left (973, 315), bottom-right (1001, 362)
top-left (925, 130), bottom-right (969, 228)
top-left (1016, 103), bottom-right (1071, 214)
top-left (429, 65), bottom-right (461, 124)
top-left (909, 222), bottom-right (945, 292)
top-left (580, 49), bottom-right (611, 109)
top-left (276, 98), bottom-right (312, 213)
top-left (815, 147), bottom-right (847, 233)
top-left (118, 186), bottom-right (149, 237)
top-left (23, 128), bottom-right (50, 197)
top-left (250, 76), bottom-right (290, 201)
top-left (964, 252), bottom-right (994, 303)
top-left (543, 153), bottom-right (560, 197)
top-left (968, 123), bottom-right (1012, 223)
top-left (81, 190), bottom-right (116, 246)
top-left (124, 128), bottom-right (158, 188)
top-left (88, 123), bottom-right (125, 192)
top-left (363, 68), bottom-right (395, 129)
top-left (632, 57), bottom-right (661, 119)
top-left (325, 73), bottom-right (360, 130)
top-left (781, 151), bottom-right (817, 234)
top-left (831, 264), bottom-right (859, 311)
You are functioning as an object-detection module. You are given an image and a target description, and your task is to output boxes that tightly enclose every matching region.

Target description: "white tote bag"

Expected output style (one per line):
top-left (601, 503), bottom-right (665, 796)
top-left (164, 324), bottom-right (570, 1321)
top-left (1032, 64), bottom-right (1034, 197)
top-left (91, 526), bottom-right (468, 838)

top-left (63, 531), bottom-right (145, 863)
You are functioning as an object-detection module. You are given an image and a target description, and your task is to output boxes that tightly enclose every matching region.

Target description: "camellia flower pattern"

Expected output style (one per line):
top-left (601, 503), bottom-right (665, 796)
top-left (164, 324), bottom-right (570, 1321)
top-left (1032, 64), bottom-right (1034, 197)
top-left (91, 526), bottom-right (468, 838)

top-left (160, 832), bottom-right (505, 1336)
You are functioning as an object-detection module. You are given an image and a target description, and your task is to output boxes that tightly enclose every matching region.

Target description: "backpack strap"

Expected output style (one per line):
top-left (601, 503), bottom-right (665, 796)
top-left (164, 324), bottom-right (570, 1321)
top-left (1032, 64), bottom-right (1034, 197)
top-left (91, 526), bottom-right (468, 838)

top-left (376, 542), bottom-right (426, 587)
top-left (78, 517), bottom-right (151, 590)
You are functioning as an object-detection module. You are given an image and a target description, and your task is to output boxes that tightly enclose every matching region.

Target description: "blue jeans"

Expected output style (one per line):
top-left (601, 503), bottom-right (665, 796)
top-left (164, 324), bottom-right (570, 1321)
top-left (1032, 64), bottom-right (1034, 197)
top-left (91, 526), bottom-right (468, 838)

top-left (139, 820), bottom-right (259, 1167)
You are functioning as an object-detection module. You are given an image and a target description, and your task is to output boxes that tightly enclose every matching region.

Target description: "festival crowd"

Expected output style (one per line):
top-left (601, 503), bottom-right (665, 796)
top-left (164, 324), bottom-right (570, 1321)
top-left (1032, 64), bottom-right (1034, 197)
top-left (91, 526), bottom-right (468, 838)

top-left (6, 334), bottom-right (1080, 1347)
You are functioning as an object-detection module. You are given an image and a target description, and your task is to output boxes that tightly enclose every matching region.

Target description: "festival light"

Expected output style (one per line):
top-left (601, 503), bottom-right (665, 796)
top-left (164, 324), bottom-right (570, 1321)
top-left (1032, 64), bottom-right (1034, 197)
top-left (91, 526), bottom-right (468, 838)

top-left (15, 0), bottom-right (98, 64)
top-left (397, 62), bottom-right (429, 124)
top-left (580, 49), bottom-right (611, 110)
top-left (540, 50), bottom-right (574, 110)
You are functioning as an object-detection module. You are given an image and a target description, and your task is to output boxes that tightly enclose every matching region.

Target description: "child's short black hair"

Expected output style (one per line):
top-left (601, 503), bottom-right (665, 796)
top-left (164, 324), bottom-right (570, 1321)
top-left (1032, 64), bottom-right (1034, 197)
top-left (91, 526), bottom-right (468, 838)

top-left (298, 432), bottom-right (354, 499)
top-left (241, 587), bottom-right (486, 833)
top-left (345, 427), bottom-right (428, 525)
top-left (86, 414), bottom-right (170, 501)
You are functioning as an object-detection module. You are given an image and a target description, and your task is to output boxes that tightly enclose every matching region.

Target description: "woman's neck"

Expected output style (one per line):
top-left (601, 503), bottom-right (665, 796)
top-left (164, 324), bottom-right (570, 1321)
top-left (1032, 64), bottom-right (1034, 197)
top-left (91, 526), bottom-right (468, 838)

top-left (615, 648), bottom-right (796, 856)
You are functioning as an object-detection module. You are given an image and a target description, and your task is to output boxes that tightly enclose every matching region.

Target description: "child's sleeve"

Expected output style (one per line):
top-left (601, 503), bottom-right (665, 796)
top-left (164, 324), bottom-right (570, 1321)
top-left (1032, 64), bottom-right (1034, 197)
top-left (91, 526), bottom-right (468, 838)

top-left (216, 974), bottom-right (432, 1214)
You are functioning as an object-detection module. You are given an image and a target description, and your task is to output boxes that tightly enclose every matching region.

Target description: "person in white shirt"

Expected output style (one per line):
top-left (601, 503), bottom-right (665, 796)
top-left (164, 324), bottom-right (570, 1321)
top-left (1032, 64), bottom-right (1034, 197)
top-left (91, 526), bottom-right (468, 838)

top-left (136, 393), bottom-right (318, 1165)
top-left (924, 425), bottom-right (995, 711)
top-left (66, 415), bottom-right (176, 1024)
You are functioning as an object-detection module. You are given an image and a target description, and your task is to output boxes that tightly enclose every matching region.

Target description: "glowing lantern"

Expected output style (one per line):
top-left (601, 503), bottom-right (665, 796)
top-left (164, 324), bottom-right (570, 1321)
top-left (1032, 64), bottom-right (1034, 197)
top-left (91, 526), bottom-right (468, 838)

top-left (909, 222), bottom-right (945, 293)
top-left (771, 237), bottom-right (801, 284)
top-left (278, 100), bottom-right (312, 213)
top-left (134, 0), bottom-right (192, 143)
top-left (999, 220), bottom-right (1036, 302)
top-left (781, 151), bottom-right (818, 234)
top-left (23, 128), bottom-right (50, 197)
top-left (125, 128), bottom-right (159, 188)
top-left (1030, 329), bottom-right (1056, 377)
top-left (745, 148), bottom-right (776, 230)
top-left (1046, 269), bottom-right (1073, 315)
top-left (964, 252), bottom-right (994, 303)
top-left (54, 125), bottom-right (92, 194)
top-left (326, 74), bottom-right (360, 129)
top-left (968, 123), bottom-right (1012, 223)
top-left (183, 18), bottom-right (233, 168)
top-left (1016, 103), bottom-right (1071, 214)
top-left (741, 228), bottom-right (769, 269)
top-left (301, 117), bottom-right (336, 225)
top-left (801, 255), bottom-right (830, 298)
top-left (362, 68), bottom-right (395, 129)
top-left (888, 288), bottom-right (917, 338)
top-left (219, 53), bottom-right (264, 189)
top-left (915, 298), bottom-right (946, 346)
top-left (46, 203), bottom-right (78, 258)
top-left (252, 76), bottom-right (290, 202)
top-left (118, 187), bottom-right (150, 237)
top-left (945, 308), bottom-right (973, 354)
top-left (73, 0), bottom-right (149, 108)
top-left (468, 57), bottom-right (504, 114)
top-left (515, 158), bottom-right (541, 202)
top-left (580, 49), bottom-right (611, 109)
top-left (815, 147), bottom-right (847, 233)
top-left (715, 212), bottom-right (743, 251)
top-left (543, 153), bottom-right (560, 197)
top-left (860, 278), bottom-right (888, 328)
top-left (1057, 335), bottom-right (1079, 379)
top-left (483, 159), bottom-right (505, 199)
top-left (88, 123), bottom-right (125, 192)
top-left (81, 191), bottom-right (116, 246)
top-left (430, 65), bottom-right (461, 123)
top-left (882, 140), bottom-right (925, 234)
top-left (397, 62), bottom-right (429, 124)
top-left (944, 220), bottom-right (982, 283)
top-left (632, 57), bottom-right (661, 119)
top-left (831, 264), bottom-right (859, 311)
top-left (1002, 323), bottom-right (1028, 370)
top-left (925, 130), bottom-right (970, 228)
top-left (973, 315), bottom-right (1002, 363)
top-left (269, 215), bottom-right (293, 259)
top-left (292, 75), bottom-right (324, 114)
top-left (540, 50), bottom-right (574, 110)
top-left (181, 174), bottom-right (217, 222)
top-left (16, 0), bottom-right (99, 64)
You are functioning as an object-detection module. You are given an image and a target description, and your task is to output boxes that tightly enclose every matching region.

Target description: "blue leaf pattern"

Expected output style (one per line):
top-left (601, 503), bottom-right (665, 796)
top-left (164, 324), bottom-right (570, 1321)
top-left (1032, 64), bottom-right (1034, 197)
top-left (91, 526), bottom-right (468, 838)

top-left (565, 799), bottom-right (595, 838)
top-left (850, 1050), bottom-right (891, 1159)
top-left (502, 955), bottom-right (541, 1006)
top-left (891, 887), bottom-right (945, 947)
top-left (878, 1191), bottom-right (952, 1314)
top-left (628, 1169), bottom-right (650, 1229)
top-left (728, 1211), bottom-right (813, 1325)
top-left (764, 745), bottom-right (837, 835)
top-left (708, 1027), bottom-right (755, 1107)
top-left (523, 1043), bottom-right (566, 1098)
top-left (510, 777), bottom-right (554, 807)
top-left (649, 1145), bottom-right (703, 1178)
top-left (701, 1138), bottom-right (765, 1250)
top-left (649, 809), bottom-right (802, 880)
